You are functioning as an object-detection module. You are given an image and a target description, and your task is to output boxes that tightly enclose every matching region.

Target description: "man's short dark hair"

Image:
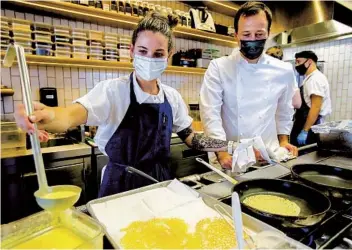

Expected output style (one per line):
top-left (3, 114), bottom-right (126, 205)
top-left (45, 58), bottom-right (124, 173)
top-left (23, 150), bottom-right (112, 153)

top-left (234, 1), bottom-right (273, 33)
top-left (295, 51), bottom-right (318, 63)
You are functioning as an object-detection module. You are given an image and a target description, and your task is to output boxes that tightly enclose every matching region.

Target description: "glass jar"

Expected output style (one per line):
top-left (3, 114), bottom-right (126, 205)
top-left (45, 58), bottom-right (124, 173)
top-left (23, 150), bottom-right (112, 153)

top-left (154, 4), bottom-right (161, 13)
top-left (142, 2), bottom-right (149, 16)
top-left (166, 7), bottom-right (173, 16)
top-left (160, 6), bottom-right (168, 17)
top-left (125, 0), bottom-right (132, 16)
top-left (148, 3), bottom-right (155, 12)
top-left (184, 13), bottom-right (191, 27)
top-left (118, 0), bottom-right (125, 13)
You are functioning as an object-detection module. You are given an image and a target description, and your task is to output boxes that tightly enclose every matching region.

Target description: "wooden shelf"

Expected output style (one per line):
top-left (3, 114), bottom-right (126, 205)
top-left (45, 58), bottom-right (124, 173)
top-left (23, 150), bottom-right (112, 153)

top-left (183, 0), bottom-right (240, 18)
top-left (5, 0), bottom-right (237, 47)
top-left (0, 88), bottom-right (15, 96)
top-left (0, 53), bottom-right (207, 75)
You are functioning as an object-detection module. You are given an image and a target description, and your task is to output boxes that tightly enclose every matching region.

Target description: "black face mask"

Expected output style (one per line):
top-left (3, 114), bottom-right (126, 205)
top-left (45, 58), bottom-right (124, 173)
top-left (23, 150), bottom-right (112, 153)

top-left (295, 60), bottom-right (309, 75)
top-left (240, 39), bottom-right (266, 60)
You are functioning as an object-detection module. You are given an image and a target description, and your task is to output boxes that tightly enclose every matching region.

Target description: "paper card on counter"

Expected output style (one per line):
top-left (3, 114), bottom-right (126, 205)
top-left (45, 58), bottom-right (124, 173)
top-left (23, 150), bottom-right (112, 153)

top-left (167, 178), bottom-right (200, 198)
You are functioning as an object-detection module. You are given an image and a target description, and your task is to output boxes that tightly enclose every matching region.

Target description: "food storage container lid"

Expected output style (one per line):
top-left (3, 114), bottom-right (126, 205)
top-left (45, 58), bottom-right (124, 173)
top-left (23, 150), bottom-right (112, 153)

top-left (1, 209), bottom-right (104, 249)
top-left (11, 27), bottom-right (32, 33)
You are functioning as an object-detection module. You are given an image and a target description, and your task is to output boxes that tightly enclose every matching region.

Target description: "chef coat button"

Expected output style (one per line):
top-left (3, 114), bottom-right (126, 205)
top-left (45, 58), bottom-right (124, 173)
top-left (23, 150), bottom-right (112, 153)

top-left (240, 133), bottom-right (243, 136)
top-left (239, 115), bottom-right (243, 118)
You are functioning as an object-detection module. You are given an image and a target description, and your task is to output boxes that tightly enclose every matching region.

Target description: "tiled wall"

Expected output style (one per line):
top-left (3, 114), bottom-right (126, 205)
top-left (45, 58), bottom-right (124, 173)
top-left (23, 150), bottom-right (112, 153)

top-left (283, 37), bottom-right (352, 121)
top-left (0, 8), bottom-right (234, 115)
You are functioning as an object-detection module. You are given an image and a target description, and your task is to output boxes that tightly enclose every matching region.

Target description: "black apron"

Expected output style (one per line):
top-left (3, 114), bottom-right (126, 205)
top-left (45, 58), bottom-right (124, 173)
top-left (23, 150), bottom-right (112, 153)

top-left (290, 77), bottom-right (322, 146)
top-left (99, 73), bottom-right (173, 197)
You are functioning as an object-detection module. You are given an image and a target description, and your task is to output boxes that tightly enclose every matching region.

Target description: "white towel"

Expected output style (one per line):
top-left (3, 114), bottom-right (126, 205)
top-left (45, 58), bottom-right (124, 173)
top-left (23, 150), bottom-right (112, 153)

top-left (231, 136), bottom-right (271, 173)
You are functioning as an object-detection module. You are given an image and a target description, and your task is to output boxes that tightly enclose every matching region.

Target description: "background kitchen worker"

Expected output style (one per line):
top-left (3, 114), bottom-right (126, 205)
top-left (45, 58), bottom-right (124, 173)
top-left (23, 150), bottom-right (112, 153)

top-left (290, 50), bottom-right (332, 146)
top-left (15, 13), bottom-right (237, 197)
top-left (200, 1), bottom-right (298, 169)
top-left (266, 46), bottom-right (302, 109)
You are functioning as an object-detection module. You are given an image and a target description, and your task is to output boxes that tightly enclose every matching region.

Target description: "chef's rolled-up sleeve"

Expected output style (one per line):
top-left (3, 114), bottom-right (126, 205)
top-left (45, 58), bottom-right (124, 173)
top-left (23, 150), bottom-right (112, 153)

top-left (199, 60), bottom-right (226, 141)
top-left (74, 80), bottom-right (112, 126)
top-left (275, 70), bottom-right (295, 135)
top-left (304, 79), bottom-right (325, 97)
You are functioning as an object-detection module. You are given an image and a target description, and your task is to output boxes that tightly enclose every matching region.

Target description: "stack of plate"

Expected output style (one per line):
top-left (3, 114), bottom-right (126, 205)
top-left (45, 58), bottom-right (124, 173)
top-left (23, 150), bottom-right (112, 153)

top-left (10, 19), bottom-right (33, 54)
top-left (88, 30), bottom-right (104, 60)
top-left (32, 22), bottom-right (53, 56)
top-left (118, 35), bottom-right (131, 62)
top-left (104, 32), bottom-right (118, 61)
top-left (1, 17), bottom-right (10, 52)
top-left (53, 26), bottom-right (72, 58)
top-left (71, 28), bottom-right (88, 59)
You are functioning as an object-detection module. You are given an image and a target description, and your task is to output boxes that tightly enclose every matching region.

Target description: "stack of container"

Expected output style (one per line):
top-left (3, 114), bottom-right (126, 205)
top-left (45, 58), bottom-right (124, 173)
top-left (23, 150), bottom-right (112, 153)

top-left (88, 30), bottom-right (104, 60)
top-left (53, 25), bottom-right (72, 58)
top-left (10, 19), bottom-right (33, 54)
top-left (71, 28), bottom-right (88, 59)
top-left (104, 32), bottom-right (118, 61)
top-left (0, 115), bottom-right (26, 157)
top-left (1, 17), bottom-right (10, 52)
top-left (118, 35), bottom-right (131, 62)
top-left (32, 22), bottom-right (53, 56)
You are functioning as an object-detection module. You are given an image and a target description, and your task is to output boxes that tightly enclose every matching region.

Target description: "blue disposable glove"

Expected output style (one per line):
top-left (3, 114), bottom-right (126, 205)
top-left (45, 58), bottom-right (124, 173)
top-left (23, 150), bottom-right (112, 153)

top-left (297, 130), bottom-right (308, 145)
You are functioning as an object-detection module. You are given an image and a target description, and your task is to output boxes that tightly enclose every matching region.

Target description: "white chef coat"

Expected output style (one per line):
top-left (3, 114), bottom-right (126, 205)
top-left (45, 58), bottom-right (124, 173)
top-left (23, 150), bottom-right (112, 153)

top-left (200, 51), bottom-right (296, 152)
top-left (75, 72), bottom-right (192, 155)
top-left (302, 69), bottom-right (332, 117)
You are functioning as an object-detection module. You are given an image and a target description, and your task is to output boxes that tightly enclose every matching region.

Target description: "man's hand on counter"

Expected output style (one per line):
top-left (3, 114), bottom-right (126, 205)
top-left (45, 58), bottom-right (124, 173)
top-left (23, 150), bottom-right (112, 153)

top-left (279, 135), bottom-right (298, 157)
top-left (215, 152), bottom-right (233, 169)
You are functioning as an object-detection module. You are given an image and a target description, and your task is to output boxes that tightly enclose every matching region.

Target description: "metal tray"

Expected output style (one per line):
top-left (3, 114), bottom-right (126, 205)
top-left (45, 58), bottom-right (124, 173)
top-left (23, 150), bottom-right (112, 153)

top-left (87, 180), bottom-right (282, 249)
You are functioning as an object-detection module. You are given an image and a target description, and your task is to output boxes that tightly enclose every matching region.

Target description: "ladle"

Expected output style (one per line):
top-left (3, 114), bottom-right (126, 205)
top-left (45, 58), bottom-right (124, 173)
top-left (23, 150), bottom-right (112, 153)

top-left (232, 192), bottom-right (245, 249)
top-left (3, 44), bottom-right (81, 212)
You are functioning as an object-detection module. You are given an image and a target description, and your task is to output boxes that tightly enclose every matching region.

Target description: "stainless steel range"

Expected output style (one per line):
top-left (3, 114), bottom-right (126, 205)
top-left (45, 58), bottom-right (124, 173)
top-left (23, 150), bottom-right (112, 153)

top-left (179, 151), bottom-right (352, 249)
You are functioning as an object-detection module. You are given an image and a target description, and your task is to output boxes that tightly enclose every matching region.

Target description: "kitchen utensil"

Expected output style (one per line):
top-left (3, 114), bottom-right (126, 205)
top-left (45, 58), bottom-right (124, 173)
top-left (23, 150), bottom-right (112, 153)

top-left (232, 178), bottom-right (331, 227)
top-left (1, 208), bottom-right (104, 249)
top-left (189, 7), bottom-right (216, 32)
top-left (232, 192), bottom-right (245, 249)
top-left (317, 131), bottom-right (352, 153)
top-left (125, 166), bottom-right (160, 183)
top-left (3, 44), bottom-right (81, 212)
top-left (196, 158), bottom-right (238, 185)
top-left (291, 164), bottom-right (352, 200)
top-left (312, 120), bottom-right (352, 153)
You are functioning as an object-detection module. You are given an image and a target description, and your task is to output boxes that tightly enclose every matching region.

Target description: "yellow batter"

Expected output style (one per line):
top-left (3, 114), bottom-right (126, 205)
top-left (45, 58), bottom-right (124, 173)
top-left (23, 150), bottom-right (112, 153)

top-left (41, 191), bottom-right (77, 199)
top-left (120, 217), bottom-right (248, 249)
top-left (13, 227), bottom-right (86, 249)
top-left (243, 194), bottom-right (301, 216)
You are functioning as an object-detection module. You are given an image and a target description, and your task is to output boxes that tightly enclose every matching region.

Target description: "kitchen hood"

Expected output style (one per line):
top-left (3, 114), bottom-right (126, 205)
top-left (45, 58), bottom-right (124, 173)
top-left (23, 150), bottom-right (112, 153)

top-left (272, 1), bottom-right (352, 46)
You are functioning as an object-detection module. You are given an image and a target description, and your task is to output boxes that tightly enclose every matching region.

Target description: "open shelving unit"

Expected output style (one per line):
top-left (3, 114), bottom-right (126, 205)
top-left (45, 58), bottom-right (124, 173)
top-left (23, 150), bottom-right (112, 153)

top-left (0, 52), bottom-right (207, 74)
top-left (5, 0), bottom-right (237, 47)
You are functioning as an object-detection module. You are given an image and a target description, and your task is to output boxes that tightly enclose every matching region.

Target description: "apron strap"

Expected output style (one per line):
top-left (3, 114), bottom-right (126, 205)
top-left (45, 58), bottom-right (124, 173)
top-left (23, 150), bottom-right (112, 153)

top-left (129, 73), bottom-right (138, 105)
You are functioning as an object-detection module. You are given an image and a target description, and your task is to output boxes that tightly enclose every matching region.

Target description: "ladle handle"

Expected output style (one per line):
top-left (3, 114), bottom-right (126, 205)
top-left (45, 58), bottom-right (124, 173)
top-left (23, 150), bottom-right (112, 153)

top-left (15, 44), bottom-right (49, 190)
top-left (232, 192), bottom-right (245, 249)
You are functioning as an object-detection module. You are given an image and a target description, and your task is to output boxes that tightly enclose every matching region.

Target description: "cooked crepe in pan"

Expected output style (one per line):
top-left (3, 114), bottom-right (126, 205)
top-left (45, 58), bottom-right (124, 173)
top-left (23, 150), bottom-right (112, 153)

top-left (243, 194), bottom-right (301, 216)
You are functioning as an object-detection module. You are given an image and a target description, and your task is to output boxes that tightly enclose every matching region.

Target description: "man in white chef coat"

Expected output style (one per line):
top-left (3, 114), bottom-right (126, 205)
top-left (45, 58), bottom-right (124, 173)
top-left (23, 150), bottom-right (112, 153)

top-left (290, 51), bottom-right (332, 146)
top-left (200, 1), bottom-right (298, 169)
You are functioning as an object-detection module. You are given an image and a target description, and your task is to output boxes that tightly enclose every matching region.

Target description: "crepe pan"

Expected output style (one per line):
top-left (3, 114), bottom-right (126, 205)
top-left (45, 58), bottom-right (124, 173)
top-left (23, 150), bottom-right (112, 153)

top-left (291, 164), bottom-right (352, 200)
top-left (232, 178), bottom-right (331, 227)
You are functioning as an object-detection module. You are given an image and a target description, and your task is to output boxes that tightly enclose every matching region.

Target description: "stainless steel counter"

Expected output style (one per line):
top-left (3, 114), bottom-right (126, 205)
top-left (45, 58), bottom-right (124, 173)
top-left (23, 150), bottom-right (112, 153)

top-left (1, 143), bottom-right (91, 160)
top-left (198, 151), bottom-right (351, 200)
top-left (281, 151), bottom-right (351, 169)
